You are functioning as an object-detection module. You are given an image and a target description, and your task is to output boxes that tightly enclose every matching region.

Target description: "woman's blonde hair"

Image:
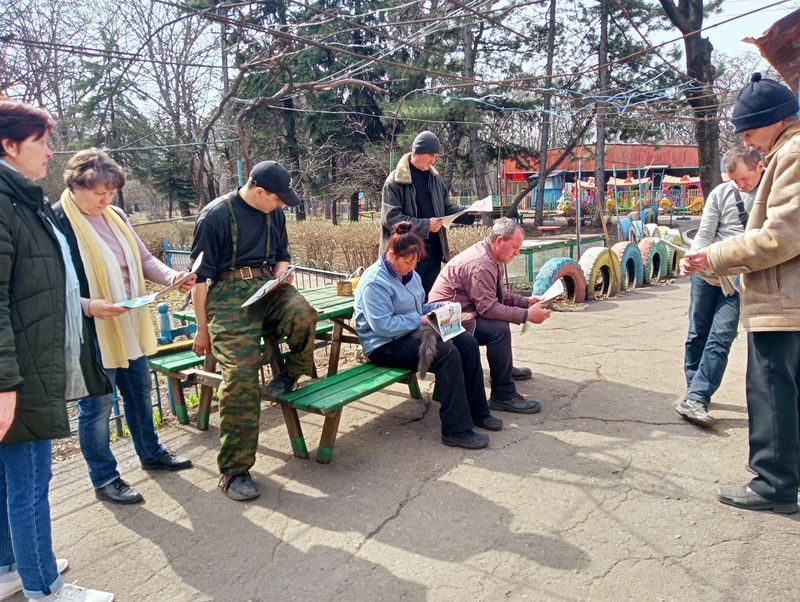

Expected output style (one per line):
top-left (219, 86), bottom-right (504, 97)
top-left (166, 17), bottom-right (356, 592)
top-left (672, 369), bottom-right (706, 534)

top-left (64, 147), bottom-right (125, 190)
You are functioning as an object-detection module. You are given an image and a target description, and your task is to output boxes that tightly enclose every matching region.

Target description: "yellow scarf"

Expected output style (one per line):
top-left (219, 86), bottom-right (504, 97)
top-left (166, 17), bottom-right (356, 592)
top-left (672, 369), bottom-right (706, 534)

top-left (60, 189), bottom-right (156, 368)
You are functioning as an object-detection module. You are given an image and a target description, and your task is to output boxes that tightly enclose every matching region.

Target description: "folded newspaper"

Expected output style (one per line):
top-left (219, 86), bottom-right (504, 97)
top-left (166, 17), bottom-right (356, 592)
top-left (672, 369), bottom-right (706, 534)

top-left (428, 302), bottom-right (466, 342)
top-left (241, 266), bottom-right (296, 308)
top-left (440, 195), bottom-right (494, 229)
top-left (658, 239), bottom-right (737, 296)
top-left (115, 252), bottom-right (203, 309)
top-left (521, 279), bottom-right (564, 333)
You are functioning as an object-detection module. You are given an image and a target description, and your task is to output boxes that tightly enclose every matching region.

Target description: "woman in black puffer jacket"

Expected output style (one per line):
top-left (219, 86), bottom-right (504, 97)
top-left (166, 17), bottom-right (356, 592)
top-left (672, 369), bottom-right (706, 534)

top-left (0, 100), bottom-right (113, 602)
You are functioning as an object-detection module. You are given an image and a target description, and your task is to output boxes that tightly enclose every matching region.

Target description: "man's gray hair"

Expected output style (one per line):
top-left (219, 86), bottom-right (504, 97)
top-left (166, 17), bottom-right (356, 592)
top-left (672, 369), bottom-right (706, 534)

top-left (723, 146), bottom-right (763, 173)
top-left (488, 217), bottom-right (523, 242)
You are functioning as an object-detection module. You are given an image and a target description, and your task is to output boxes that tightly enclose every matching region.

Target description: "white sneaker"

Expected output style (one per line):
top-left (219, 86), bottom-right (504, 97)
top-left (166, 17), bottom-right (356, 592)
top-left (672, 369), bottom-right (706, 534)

top-left (0, 558), bottom-right (68, 601)
top-left (33, 583), bottom-right (115, 602)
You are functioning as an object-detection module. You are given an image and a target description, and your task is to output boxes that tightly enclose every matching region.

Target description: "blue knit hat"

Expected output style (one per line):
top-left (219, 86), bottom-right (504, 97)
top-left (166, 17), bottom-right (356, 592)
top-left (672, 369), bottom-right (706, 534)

top-left (731, 73), bottom-right (799, 133)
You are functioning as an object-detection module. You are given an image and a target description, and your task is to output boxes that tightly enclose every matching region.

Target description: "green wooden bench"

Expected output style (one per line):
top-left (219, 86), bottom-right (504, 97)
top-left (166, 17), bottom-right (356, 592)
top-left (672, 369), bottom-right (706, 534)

top-left (276, 362), bottom-right (421, 464)
top-left (148, 349), bottom-right (208, 426)
top-left (148, 321), bottom-right (335, 430)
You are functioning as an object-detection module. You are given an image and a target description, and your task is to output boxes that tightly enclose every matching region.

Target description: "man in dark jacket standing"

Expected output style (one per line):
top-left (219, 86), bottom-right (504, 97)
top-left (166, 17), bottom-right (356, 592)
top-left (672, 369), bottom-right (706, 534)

top-left (684, 74), bottom-right (800, 514)
top-left (381, 131), bottom-right (465, 295)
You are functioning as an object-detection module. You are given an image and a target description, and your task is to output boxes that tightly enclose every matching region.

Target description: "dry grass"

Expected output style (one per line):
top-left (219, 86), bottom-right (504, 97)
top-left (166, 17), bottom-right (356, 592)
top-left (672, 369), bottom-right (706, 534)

top-left (135, 220), bottom-right (196, 260)
top-left (134, 216), bottom-right (488, 271)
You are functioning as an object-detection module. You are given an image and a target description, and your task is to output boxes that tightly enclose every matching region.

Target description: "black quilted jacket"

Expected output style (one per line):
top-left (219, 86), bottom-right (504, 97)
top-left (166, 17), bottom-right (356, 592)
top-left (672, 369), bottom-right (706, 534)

top-left (0, 163), bottom-right (109, 443)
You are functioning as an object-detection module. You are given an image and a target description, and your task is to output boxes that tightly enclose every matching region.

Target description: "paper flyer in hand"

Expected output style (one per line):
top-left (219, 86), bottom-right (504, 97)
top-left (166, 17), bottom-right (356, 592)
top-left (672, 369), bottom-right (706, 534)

top-left (521, 280), bottom-right (564, 333)
top-left (540, 278), bottom-right (565, 304)
top-left (441, 195), bottom-right (495, 229)
top-left (658, 239), bottom-right (736, 292)
top-left (115, 252), bottom-right (203, 309)
top-left (241, 266), bottom-right (296, 308)
top-left (428, 302), bottom-right (466, 342)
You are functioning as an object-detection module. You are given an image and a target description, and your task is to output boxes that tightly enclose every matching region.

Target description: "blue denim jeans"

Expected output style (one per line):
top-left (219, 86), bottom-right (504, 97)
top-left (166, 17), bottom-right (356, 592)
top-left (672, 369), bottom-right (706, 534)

top-left (684, 273), bottom-right (740, 408)
top-left (77, 355), bottom-right (166, 487)
top-left (0, 439), bottom-right (64, 599)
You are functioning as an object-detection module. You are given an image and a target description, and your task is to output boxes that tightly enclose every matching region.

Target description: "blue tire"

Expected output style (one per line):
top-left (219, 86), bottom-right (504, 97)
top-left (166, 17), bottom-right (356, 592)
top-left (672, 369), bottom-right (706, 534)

top-left (532, 257), bottom-right (587, 304)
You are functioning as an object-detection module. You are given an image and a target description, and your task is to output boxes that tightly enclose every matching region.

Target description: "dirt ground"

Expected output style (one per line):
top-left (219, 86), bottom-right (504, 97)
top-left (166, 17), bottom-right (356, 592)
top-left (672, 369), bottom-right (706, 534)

top-left (23, 273), bottom-right (800, 602)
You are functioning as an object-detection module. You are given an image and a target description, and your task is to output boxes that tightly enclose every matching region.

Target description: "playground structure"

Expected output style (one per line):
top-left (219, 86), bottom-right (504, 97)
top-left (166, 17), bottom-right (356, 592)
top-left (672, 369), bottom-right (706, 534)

top-left (604, 176), bottom-right (653, 214)
top-left (659, 174), bottom-right (704, 214)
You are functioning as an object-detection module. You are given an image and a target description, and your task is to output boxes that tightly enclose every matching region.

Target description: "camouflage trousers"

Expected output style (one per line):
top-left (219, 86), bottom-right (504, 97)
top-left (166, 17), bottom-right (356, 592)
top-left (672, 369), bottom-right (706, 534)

top-left (207, 277), bottom-right (318, 474)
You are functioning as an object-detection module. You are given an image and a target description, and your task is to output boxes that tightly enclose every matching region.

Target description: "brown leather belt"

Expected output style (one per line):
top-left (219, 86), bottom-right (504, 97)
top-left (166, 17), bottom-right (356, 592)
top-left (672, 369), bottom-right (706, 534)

top-left (217, 266), bottom-right (268, 281)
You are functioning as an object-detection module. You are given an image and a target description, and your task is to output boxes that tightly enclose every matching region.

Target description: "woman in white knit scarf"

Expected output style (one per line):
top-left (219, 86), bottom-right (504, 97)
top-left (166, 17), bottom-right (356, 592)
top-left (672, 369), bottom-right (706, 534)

top-left (53, 148), bottom-right (196, 505)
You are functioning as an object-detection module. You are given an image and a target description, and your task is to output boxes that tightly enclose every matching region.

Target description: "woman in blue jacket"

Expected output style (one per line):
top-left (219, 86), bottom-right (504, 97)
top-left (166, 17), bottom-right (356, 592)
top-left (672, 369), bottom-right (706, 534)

top-left (354, 222), bottom-right (501, 449)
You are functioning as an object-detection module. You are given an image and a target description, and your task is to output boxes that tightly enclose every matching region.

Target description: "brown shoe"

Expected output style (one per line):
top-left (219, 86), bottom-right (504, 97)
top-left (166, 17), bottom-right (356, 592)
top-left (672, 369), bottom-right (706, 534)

top-left (675, 399), bottom-right (716, 428)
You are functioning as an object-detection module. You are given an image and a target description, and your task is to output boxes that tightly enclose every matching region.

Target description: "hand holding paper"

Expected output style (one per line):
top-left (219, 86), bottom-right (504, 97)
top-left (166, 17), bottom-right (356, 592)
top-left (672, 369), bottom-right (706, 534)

top-left (115, 252), bottom-right (203, 309)
top-left (441, 195), bottom-right (494, 229)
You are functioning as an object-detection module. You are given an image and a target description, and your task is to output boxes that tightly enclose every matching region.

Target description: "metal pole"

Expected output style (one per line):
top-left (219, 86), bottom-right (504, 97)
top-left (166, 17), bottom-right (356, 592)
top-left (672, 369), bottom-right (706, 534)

top-left (576, 158), bottom-right (582, 260)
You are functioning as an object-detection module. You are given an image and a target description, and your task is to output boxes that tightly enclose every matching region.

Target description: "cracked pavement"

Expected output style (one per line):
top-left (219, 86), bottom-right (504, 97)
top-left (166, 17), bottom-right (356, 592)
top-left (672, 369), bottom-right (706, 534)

top-left (26, 278), bottom-right (800, 601)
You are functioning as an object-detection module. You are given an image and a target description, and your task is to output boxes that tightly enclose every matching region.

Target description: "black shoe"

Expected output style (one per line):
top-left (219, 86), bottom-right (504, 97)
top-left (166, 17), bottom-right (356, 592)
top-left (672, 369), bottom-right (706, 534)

top-left (441, 430), bottom-right (490, 450)
top-left (95, 478), bottom-right (144, 505)
top-left (141, 451), bottom-right (193, 472)
top-left (511, 366), bottom-right (533, 381)
top-left (717, 484), bottom-right (798, 514)
top-left (219, 472), bottom-right (260, 501)
top-left (474, 414), bottom-right (503, 431)
top-left (675, 399), bottom-right (716, 428)
top-left (489, 394), bottom-right (541, 414)
top-left (265, 371), bottom-right (298, 400)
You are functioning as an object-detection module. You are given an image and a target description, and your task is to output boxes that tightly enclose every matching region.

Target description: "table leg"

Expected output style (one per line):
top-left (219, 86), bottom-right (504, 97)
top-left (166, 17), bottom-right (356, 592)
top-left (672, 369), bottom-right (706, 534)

top-left (327, 319), bottom-right (344, 377)
top-left (196, 354), bottom-right (217, 430)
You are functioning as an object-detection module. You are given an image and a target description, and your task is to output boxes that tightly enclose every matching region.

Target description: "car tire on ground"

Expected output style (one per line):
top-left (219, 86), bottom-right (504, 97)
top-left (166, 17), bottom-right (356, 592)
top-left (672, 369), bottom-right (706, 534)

top-left (532, 257), bottom-right (587, 304)
top-left (638, 237), bottom-right (669, 285)
top-left (578, 247), bottom-right (621, 300)
top-left (611, 241), bottom-right (644, 290)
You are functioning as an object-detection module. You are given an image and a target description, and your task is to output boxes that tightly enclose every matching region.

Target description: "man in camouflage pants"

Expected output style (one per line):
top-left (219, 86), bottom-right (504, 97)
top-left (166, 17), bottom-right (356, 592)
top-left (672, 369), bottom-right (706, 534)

top-left (190, 161), bottom-right (317, 501)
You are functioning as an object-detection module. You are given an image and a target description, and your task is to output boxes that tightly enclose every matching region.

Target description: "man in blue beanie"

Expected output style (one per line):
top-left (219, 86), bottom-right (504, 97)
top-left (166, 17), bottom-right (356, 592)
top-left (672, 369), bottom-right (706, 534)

top-left (381, 131), bottom-right (467, 295)
top-left (684, 73), bottom-right (800, 514)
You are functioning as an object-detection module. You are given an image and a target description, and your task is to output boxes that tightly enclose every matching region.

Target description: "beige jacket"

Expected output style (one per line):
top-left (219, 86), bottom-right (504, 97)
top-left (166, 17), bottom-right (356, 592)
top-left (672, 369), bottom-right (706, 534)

top-left (708, 121), bottom-right (800, 331)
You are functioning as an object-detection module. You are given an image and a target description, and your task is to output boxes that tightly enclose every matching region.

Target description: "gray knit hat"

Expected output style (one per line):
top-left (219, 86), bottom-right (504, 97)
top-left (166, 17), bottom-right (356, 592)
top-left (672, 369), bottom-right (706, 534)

top-left (412, 131), bottom-right (441, 155)
top-left (731, 73), bottom-right (799, 133)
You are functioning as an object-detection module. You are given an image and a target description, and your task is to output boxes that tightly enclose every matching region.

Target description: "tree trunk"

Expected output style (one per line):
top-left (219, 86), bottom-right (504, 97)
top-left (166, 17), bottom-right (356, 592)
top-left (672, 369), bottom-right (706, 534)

top-left (658, 0), bottom-right (722, 197)
top-left (593, 0), bottom-right (609, 228)
top-left (282, 98), bottom-right (306, 221)
top-left (534, 0), bottom-right (557, 227)
top-left (463, 24), bottom-right (491, 225)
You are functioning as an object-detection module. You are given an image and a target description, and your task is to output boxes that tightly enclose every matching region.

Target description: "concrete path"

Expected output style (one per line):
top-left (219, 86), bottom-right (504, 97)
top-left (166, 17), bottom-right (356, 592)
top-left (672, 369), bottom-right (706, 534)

top-left (28, 278), bottom-right (800, 601)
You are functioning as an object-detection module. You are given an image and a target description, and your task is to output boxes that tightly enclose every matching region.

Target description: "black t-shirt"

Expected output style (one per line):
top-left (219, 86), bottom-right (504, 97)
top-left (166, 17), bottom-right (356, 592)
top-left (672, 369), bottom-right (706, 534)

top-left (409, 162), bottom-right (442, 260)
top-left (190, 190), bottom-right (291, 281)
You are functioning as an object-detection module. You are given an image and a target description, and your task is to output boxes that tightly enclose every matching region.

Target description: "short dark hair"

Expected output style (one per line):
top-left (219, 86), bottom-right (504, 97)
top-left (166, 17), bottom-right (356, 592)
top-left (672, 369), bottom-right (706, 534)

top-left (387, 221), bottom-right (426, 259)
top-left (63, 148), bottom-right (126, 191)
top-left (723, 146), bottom-right (763, 173)
top-left (0, 100), bottom-right (55, 157)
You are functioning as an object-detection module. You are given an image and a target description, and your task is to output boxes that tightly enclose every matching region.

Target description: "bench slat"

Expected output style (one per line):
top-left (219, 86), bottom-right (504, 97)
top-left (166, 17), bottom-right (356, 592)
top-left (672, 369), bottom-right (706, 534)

top-left (148, 350), bottom-right (204, 373)
top-left (278, 364), bottom-right (412, 415)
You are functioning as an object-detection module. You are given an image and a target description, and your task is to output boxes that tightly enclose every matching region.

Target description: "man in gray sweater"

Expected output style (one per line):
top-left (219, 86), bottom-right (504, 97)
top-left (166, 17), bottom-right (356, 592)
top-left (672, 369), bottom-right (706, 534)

top-left (676, 146), bottom-right (764, 428)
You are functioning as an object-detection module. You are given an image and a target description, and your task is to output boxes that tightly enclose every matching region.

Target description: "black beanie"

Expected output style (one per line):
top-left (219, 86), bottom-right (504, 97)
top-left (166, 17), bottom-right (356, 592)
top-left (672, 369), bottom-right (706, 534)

top-left (731, 73), bottom-right (799, 133)
top-left (412, 131), bottom-right (441, 155)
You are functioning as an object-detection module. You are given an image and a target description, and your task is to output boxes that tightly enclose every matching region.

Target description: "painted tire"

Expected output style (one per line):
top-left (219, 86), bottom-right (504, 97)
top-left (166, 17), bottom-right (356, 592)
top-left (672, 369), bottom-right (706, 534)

top-left (644, 223), bottom-right (660, 238)
top-left (532, 257), bottom-right (587, 304)
top-left (662, 229), bottom-right (684, 276)
top-left (638, 237), bottom-right (669, 284)
top-left (611, 241), bottom-right (644, 290)
top-left (579, 247), bottom-right (621, 300)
